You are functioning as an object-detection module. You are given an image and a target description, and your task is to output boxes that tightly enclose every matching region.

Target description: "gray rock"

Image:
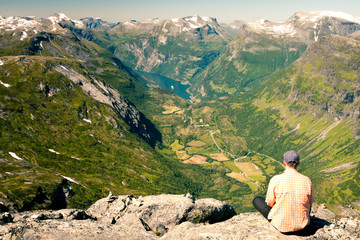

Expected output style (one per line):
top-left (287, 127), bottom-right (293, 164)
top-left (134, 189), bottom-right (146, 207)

top-left (1, 194), bottom-right (359, 240)
top-left (162, 213), bottom-right (303, 240)
top-left (87, 195), bottom-right (131, 222)
top-left (312, 203), bottom-right (337, 220)
top-left (125, 194), bottom-right (195, 236)
top-left (187, 198), bottom-right (236, 224)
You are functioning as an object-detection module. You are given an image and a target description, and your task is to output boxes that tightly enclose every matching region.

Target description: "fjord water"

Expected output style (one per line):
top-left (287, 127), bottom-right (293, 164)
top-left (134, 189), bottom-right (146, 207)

top-left (136, 71), bottom-right (191, 100)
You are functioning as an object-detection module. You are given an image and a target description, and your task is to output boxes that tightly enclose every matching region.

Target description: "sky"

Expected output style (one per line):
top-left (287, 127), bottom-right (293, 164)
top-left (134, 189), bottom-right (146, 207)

top-left (1, 0), bottom-right (360, 23)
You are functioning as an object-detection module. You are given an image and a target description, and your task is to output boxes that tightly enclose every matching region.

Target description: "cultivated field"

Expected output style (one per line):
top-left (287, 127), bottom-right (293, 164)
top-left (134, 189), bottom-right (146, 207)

top-left (170, 140), bottom-right (185, 151)
top-left (235, 162), bottom-right (265, 181)
top-left (210, 153), bottom-right (229, 161)
top-left (226, 172), bottom-right (248, 181)
top-left (183, 155), bottom-right (207, 164)
top-left (162, 106), bottom-right (183, 114)
top-left (176, 150), bottom-right (190, 160)
top-left (187, 140), bottom-right (206, 147)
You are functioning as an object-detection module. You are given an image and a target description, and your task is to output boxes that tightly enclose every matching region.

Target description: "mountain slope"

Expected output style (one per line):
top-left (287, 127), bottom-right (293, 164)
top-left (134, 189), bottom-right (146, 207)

top-left (256, 35), bottom-right (360, 207)
top-left (201, 34), bottom-right (360, 208)
top-left (190, 11), bottom-right (360, 98)
top-left (0, 55), bottom-right (175, 210)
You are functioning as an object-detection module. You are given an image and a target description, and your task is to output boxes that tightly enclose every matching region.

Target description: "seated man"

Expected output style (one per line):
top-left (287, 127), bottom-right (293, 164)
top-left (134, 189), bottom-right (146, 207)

top-left (253, 151), bottom-right (314, 233)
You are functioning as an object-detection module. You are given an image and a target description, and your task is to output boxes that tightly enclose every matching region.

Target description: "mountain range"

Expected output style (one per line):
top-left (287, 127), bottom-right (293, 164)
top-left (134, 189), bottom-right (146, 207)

top-left (0, 10), bottom-right (359, 214)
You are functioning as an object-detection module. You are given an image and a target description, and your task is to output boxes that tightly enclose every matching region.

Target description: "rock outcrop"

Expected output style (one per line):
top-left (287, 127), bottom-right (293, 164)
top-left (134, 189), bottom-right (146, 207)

top-left (0, 194), bottom-right (359, 240)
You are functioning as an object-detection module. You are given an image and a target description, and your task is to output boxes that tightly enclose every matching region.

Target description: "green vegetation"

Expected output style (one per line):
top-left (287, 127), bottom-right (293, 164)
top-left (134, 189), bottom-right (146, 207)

top-left (1, 20), bottom-right (360, 214)
top-left (190, 36), bottom-right (307, 98)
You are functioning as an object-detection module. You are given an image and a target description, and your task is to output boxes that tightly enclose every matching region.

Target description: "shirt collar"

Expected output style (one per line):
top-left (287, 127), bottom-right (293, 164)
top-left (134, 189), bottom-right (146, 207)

top-left (285, 168), bottom-right (298, 173)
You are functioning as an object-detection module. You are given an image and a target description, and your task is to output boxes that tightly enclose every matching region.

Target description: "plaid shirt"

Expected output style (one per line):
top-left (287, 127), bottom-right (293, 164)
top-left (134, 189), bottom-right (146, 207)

top-left (266, 168), bottom-right (315, 232)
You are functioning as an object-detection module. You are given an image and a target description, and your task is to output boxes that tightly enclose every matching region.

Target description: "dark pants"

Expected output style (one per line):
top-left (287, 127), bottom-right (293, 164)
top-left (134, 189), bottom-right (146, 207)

top-left (252, 196), bottom-right (313, 236)
top-left (252, 196), bottom-right (271, 220)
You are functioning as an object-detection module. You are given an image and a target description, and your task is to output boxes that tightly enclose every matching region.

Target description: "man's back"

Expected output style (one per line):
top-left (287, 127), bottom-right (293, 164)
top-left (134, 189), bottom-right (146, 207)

top-left (266, 168), bottom-right (314, 232)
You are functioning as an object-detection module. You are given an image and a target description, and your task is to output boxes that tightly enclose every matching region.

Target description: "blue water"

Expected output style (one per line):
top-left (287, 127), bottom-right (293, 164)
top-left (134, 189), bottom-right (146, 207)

top-left (136, 71), bottom-right (191, 100)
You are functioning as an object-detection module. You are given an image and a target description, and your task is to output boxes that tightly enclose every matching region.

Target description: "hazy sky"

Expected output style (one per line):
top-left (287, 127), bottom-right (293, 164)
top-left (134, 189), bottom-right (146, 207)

top-left (1, 0), bottom-right (360, 23)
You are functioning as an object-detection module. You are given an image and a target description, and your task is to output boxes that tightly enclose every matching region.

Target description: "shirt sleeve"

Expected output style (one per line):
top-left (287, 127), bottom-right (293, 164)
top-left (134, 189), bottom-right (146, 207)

top-left (265, 177), bottom-right (277, 207)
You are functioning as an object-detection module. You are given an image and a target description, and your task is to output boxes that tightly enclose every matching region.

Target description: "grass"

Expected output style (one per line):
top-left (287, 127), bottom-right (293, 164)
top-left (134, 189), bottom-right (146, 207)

top-left (170, 140), bottom-right (185, 151)
top-left (222, 161), bottom-right (241, 173)
top-left (187, 140), bottom-right (206, 147)
top-left (185, 146), bottom-right (205, 155)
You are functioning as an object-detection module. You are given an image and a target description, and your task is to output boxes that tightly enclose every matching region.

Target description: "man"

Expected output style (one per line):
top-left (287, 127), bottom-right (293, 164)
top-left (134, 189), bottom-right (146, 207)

top-left (253, 151), bottom-right (315, 233)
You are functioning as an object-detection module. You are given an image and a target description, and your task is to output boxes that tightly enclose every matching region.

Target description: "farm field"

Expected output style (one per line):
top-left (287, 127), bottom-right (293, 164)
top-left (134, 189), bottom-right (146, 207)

top-left (183, 155), bottom-right (208, 164)
top-left (176, 150), bottom-right (190, 160)
top-left (226, 172), bottom-right (247, 181)
top-left (187, 140), bottom-right (206, 147)
top-left (162, 105), bottom-right (183, 114)
top-left (170, 140), bottom-right (185, 151)
top-left (239, 154), bottom-right (284, 180)
top-left (210, 153), bottom-right (229, 161)
top-left (235, 162), bottom-right (266, 182)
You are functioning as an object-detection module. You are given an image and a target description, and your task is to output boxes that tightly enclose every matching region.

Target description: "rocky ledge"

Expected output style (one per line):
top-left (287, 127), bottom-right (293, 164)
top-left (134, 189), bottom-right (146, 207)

top-left (0, 194), bottom-right (359, 239)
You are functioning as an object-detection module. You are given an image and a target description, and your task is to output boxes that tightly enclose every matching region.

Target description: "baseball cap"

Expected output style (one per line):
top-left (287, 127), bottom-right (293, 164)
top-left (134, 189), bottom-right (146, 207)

top-left (284, 151), bottom-right (300, 164)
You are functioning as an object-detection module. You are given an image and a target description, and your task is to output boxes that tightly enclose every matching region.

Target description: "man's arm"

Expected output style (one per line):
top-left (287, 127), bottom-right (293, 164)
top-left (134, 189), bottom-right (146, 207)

top-left (265, 177), bottom-right (277, 207)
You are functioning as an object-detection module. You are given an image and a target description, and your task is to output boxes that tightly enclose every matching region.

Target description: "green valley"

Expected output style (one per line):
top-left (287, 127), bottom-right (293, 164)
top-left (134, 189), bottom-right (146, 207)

top-left (1, 12), bottom-right (360, 214)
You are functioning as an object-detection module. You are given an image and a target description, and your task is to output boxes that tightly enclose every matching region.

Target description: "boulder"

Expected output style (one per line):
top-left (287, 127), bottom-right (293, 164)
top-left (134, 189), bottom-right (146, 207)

top-left (87, 193), bottom-right (236, 236)
top-left (187, 198), bottom-right (236, 224)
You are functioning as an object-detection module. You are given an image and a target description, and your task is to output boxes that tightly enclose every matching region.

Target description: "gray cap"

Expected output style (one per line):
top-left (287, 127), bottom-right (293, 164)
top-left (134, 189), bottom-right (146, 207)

top-left (284, 151), bottom-right (300, 164)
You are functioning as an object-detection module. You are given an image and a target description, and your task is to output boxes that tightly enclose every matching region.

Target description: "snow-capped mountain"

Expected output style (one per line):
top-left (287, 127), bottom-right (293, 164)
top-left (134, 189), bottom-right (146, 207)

top-left (246, 11), bottom-right (360, 42)
top-left (80, 17), bottom-right (116, 30)
top-left (96, 15), bottom-right (234, 82)
top-left (113, 15), bottom-right (228, 38)
top-left (0, 13), bottom-right (85, 41)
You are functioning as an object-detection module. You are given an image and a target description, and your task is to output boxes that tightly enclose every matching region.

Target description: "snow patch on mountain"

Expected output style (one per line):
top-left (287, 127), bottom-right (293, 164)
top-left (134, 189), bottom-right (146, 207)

top-left (0, 16), bottom-right (40, 31)
top-left (248, 11), bottom-right (360, 39)
top-left (48, 13), bottom-right (70, 24)
top-left (83, 118), bottom-right (92, 124)
top-left (0, 13), bottom-right (84, 34)
top-left (48, 149), bottom-right (60, 155)
top-left (20, 31), bottom-right (27, 41)
top-left (122, 15), bottom-right (218, 33)
top-left (59, 175), bottom-right (81, 185)
top-left (0, 80), bottom-right (10, 88)
top-left (248, 20), bottom-right (297, 38)
top-left (48, 13), bottom-right (85, 28)
top-left (189, 22), bottom-right (201, 29)
top-left (9, 152), bottom-right (22, 160)
top-left (293, 11), bottom-right (360, 24)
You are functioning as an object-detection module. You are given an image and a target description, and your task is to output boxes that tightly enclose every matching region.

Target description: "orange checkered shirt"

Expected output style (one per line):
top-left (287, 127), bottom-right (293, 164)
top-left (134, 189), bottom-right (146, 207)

top-left (265, 168), bottom-right (314, 232)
